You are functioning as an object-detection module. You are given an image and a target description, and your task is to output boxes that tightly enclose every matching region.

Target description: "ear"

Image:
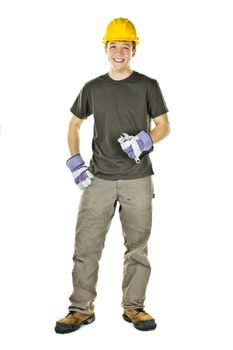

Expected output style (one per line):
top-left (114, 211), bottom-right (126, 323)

top-left (104, 42), bottom-right (109, 53)
top-left (131, 49), bottom-right (136, 57)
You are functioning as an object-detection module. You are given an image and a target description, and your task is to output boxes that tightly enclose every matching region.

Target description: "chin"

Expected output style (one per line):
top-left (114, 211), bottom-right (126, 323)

top-left (113, 63), bottom-right (127, 69)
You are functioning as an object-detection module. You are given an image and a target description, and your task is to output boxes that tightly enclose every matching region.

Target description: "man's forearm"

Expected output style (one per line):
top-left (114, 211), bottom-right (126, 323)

top-left (67, 125), bottom-right (81, 155)
top-left (149, 123), bottom-right (170, 144)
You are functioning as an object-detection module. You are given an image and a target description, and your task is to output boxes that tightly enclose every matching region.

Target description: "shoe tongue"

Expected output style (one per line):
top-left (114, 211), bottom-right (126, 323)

top-left (135, 308), bottom-right (144, 312)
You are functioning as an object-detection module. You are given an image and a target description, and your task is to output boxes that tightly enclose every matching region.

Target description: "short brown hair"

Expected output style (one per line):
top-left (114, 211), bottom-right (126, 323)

top-left (105, 41), bottom-right (136, 50)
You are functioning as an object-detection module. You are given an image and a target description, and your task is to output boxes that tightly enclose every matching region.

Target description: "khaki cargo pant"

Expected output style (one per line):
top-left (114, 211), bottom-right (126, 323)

top-left (68, 174), bottom-right (155, 314)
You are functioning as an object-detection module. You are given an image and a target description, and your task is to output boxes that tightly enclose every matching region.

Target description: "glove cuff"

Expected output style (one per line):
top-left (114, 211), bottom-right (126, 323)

top-left (66, 153), bottom-right (85, 171)
top-left (137, 130), bottom-right (153, 151)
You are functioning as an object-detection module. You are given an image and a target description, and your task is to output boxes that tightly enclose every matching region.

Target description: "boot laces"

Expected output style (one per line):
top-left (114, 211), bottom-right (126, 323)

top-left (135, 308), bottom-right (146, 315)
top-left (66, 311), bottom-right (78, 319)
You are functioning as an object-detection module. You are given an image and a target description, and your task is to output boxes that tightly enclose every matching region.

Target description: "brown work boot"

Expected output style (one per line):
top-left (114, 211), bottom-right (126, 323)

top-left (55, 311), bottom-right (95, 334)
top-left (122, 308), bottom-right (156, 331)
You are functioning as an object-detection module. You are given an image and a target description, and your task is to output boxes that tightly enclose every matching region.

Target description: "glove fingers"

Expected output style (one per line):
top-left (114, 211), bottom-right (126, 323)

top-left (72, 166), bottom-right (87, 180)
top-left (118, 133), bottom-right (131, 145)
top-left (77, 182), bottom-right (85, 190)
top-left (126, 149), bottom-right (136, 159)
top-left (82, 177), bottom-right (92, 188)
top-left (119, 136), bottom-right (142, 162)
top-left (77, 169), bottom-right (94, 189)
top-left (86, 169), bottom-right (94, 178)
top-left (130, 138), bottom-right (142, 159)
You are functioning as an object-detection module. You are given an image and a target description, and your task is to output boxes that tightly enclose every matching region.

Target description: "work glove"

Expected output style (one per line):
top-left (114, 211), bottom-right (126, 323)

top-left (117, 130), bottom-right (154, 163)
top-left (66, 153), bottom-right (94, 190)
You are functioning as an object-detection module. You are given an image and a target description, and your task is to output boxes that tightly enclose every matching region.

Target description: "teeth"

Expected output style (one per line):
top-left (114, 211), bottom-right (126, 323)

top-left (114, 58), bottom-right (124, 62)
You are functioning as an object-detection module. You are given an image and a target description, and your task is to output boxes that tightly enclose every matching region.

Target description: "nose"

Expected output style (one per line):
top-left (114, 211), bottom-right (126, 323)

top-left (114, 47), bottom-right (124, 55)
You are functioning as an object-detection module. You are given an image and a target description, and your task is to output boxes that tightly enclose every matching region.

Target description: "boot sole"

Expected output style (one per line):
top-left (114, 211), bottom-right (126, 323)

top-left (122, 314), bottom-right (157, 331)
top-left (55, 315), bottom-right (95, 334)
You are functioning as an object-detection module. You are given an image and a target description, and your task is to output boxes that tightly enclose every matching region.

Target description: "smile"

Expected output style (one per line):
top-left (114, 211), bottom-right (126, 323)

top-left (113, 58), bottom-right (125, 63)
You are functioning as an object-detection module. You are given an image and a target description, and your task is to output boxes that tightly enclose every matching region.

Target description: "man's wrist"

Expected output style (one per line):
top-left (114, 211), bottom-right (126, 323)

top-left (66, 153), bottom-right (85, 171)
top-left (137, 130), bottom-right (153, 151)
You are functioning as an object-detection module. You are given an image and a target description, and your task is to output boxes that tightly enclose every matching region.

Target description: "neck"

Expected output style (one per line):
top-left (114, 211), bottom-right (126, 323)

top-left (108, 67), bottom-right (133, 81)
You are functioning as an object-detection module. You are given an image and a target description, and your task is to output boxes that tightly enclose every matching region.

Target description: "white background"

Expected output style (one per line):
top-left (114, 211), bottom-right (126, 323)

top-left (0, 0), bottom-right (232, 349)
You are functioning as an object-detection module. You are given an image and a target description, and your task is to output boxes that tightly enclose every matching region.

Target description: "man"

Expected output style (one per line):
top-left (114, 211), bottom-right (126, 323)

top-left (55, 17), bottom-right (170, 333)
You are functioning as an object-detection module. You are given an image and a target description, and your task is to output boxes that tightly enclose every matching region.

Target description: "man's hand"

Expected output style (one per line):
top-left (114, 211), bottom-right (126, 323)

top-left (66, 153), bottom-right (94, 190)
top-left (117, 130), bottom-right (154, 163)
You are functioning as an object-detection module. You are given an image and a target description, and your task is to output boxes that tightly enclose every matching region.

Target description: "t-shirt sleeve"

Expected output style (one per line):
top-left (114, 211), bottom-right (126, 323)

top-left (70, 84), bottom-right (92, 119)
top-left (147, 80), bottom-right (169, 118)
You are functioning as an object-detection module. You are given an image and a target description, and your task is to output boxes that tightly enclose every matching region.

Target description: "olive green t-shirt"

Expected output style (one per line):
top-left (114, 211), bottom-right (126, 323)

top-left (70, 70), bottom-right (169, 180)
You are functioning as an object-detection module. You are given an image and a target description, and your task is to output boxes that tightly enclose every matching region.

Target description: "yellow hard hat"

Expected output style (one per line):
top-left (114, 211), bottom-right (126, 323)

top-left (102, 17), bottom-right (139, 45)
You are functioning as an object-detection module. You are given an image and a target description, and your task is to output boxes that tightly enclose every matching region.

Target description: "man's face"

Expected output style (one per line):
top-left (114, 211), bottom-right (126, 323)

top-left (105, 41), bottom-right (136, 71)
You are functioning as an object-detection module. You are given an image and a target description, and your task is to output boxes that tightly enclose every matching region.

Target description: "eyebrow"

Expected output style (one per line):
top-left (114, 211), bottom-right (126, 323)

top-left (108, 41), bottom-right (131, 47)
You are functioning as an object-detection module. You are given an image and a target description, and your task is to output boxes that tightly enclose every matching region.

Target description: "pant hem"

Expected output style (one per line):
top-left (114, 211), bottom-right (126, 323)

top-left (68, 306), bottom-right (94, 314)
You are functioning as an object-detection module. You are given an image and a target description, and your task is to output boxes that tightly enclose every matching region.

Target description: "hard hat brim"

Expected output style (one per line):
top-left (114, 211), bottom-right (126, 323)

top-left (102, 38), bottom-right (140, 45)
